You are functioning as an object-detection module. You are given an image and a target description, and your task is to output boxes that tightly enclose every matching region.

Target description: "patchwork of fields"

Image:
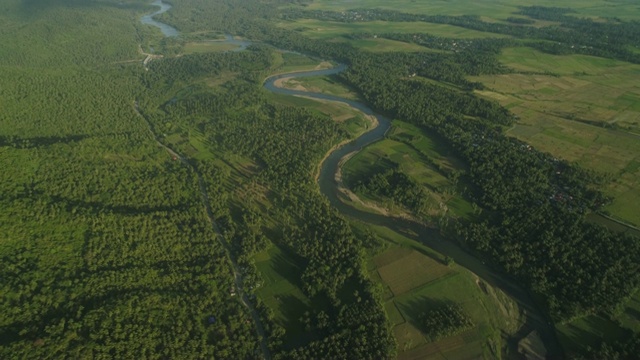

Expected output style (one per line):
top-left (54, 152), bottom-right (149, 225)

top-left (361, 224), bottom-right (522, 359)
top-left (307, 0), bottom-right (640, 20)
top-left (472, 47), bottom-right (640, 226)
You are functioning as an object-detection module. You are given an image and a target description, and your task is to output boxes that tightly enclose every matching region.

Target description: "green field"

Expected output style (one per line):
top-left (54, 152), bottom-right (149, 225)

top-left (349, 37), bottom-right (436, 53)
top-left (557, 313), bottom-right (633, 355)
top-left (277, 74), bottom-right (362, 100)
top-left (268, 51), bottom-right (332, 75)
top-left (556, 287), bottom-right (640, 354)
top-left (254, 245), bottom-right (317, 347)
top-left (471, 46), bottom-right (640, 226)
top-left (357, 223), bottom-right (522, 359)
top-left (305, 0), bottom-right (640, 21)
top-left (278, 18), bottom-right (510, 41)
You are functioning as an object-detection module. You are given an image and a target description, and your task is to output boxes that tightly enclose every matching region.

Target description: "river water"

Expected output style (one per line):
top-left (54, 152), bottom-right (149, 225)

top-left (140, 0), bottom-right (179, 37)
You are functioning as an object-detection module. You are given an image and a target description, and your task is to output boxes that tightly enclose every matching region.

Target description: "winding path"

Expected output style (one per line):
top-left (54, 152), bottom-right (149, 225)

top-left (264, 68), bottom-right (562, 358)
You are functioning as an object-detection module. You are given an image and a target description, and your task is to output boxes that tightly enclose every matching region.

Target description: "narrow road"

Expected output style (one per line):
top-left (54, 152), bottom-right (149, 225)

top-left (133, 102), bottom-right (271, 359)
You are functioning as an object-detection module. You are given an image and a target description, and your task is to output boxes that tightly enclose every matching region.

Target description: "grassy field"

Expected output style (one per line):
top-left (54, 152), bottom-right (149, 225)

top-left (355, 223), bottom-right (522, 359)
top-left (349, 37), bottom-right (436, 53)
top-left (343, 120), bottom-right (475, 220)
top-left (304, 0), bottom-right (640, 21)
top-left (183, 41), bottom-right (239, 54)
top-left (267, 51), bottom-right (334, 75)
top-left (471, 47), bottom-right (640, 226)
top-left (267, 93), bottom-right (369, 137)
top-left (278, 74), bottom-right (362, 100)
top-left (277, 18), bottom-right (510, 43)
top-left (254, 245), bottom-right (318, 348)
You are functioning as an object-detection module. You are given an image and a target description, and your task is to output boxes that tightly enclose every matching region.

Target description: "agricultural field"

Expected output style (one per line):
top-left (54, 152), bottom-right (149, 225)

top-left (348, 37), bottom-right (435, 53)
top-left (357, 223), bottom-right (522, 359)
top-left (277, 74), bottom-right (362, 100)
top-left (471, 46), bottom-right (640, 226)
top-left (268, 51), bottom-right (332, 75)
top-left (342, 120), bottom-right (475, 221)
top-left (183, 41), bottom-right (239, 54)
top-left (277, 18), bottom-right (510, 41)
top-left (305, 0), bottom-right (640, 21)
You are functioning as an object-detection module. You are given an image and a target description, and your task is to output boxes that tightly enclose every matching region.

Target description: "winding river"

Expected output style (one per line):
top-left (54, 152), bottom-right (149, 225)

top-left (263, 70), bottom-right (560, 358)
top-left (142, 0), bottom-right (561, 357)
top-left (140, 0), bottom-right (179, 37)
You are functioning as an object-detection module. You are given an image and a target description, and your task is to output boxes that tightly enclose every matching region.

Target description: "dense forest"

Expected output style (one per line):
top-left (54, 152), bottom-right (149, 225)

top-left (1, 0), bottom-right (639, 358)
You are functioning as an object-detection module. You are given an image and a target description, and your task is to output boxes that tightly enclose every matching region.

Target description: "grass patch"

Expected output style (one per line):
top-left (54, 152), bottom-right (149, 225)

top-left (265, 92), bottom-right (369, 138)
top-left (254, 244), bottom-right (316, 348)
top-left (377, 250), bottom-right (454, 296)
top-left (348, 37), bottom-right (444, 53)
top-left (268, 51), bottom-right (334, 75)
top-left (618, 291), bottom-right (640, 333)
